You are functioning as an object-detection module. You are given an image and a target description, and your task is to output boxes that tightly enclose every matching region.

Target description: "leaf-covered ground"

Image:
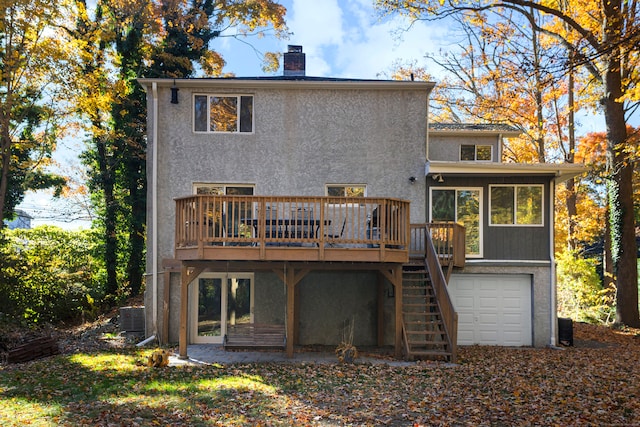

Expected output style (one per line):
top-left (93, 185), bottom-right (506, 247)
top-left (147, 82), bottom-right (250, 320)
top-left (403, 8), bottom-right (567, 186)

top-left (1, 322), bottom-right (639, 426)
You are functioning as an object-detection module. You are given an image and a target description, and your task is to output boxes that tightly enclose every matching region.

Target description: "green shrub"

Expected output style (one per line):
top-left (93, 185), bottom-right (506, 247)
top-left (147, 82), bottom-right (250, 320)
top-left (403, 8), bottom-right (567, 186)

top-left (0, 226), bottom-right (105, 325)
top-left (556, 249), bottom-right (614, 323)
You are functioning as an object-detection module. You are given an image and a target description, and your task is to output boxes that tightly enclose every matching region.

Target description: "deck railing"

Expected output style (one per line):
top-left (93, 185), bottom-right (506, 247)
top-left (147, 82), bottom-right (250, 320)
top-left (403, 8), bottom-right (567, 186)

top-left (424, 226), bottom-right (458, 363)
top-left (425, 222), bottom-right (466, 268)
top-left (175, 195), bottom-right (410, 254)
top-left (410, 223), bottom-right (465, 267)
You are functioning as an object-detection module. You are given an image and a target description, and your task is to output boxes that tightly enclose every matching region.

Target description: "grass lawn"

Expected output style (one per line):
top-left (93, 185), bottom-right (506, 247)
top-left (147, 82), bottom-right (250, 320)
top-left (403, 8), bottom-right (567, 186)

top-left (1, 322), bottom-right (639, 426)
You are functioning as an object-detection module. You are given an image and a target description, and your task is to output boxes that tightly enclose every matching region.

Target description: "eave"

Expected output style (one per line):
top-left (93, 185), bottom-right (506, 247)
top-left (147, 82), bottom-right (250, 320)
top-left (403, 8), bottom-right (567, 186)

top-left (427, 161), bottom-right (589, 184)
top-left (137, 77), bottom-right (436, 92)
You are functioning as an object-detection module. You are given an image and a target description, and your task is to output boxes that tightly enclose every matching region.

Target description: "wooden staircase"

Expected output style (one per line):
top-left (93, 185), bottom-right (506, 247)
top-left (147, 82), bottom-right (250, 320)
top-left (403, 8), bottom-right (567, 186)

top-left (402, 265), bottom-right (454, 362)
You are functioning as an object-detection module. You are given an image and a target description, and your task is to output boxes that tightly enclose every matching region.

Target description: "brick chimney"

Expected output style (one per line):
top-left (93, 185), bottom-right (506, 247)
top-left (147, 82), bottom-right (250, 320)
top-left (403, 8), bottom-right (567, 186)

top-left (283, 45), bottom-right (305, 77)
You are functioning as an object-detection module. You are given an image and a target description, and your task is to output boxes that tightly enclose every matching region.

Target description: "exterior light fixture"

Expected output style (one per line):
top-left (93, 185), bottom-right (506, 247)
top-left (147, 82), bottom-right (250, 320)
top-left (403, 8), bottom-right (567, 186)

top-left (409, 176), bottom-right (417, 184)
top-left (170, 80), bottom-right (179, 104)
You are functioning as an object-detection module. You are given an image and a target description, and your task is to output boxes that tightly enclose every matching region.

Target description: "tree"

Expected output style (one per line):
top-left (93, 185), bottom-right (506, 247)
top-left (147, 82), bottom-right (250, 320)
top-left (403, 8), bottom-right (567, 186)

top-left (65, 0), bottom-right (287, 302)
top-left (377, 0), bottom-right (640, 327)
top-left (0, 0), bottom-right (67, 224)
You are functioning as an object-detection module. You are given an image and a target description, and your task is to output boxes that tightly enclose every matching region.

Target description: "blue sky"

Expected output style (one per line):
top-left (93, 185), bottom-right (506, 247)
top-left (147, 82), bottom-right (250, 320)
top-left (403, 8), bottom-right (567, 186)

top-left (24, 0), bottom-right (452, 229)
top-left (20, 0), bottom-right (612, 229)
top-left (214, 0), bottom-right (451, 79)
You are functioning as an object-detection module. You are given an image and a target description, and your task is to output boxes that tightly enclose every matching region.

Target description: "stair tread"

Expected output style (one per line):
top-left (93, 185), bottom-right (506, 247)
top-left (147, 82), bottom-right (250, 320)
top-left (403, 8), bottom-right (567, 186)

top-left (406, 333), bottom-right (446, 338)
top-left (407, 349), bottom-right (451, 356)
top-left (408, 343), bottom-right (448, 347)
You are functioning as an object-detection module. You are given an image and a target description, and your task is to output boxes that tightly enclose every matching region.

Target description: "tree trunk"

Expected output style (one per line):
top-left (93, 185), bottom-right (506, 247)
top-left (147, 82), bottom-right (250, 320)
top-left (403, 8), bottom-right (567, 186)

top-left (0, 136), bottom-right (11, 225)
top-left (565, 58), bottom-right (577, 251)
top-left (0, 104), bottom-right (12, 224)
top-left (602, 0), bottom-right (639, 327)
top-left (126, 155), bottom-right (146, 297)
top-left (96, 135), bottom-right (118, 301)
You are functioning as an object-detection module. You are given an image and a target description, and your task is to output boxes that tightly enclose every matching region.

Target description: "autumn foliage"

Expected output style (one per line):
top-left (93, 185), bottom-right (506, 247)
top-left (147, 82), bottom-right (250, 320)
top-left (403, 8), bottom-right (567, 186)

top-left (1, 323), bottom-right (640, 425)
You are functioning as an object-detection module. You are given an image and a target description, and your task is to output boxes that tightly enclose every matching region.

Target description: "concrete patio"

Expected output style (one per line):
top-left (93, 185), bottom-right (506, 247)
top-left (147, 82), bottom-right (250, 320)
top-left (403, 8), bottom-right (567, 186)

top-left (169, 344), bottom-right (419, 367)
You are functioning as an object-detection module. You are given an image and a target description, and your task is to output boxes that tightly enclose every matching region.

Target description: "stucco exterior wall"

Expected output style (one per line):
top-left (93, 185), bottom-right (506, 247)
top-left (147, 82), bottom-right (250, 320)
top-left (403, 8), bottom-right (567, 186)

top-left (428, 134), bottom-right (501, 162)
top-left (144, 79), bottom-right (430, 341)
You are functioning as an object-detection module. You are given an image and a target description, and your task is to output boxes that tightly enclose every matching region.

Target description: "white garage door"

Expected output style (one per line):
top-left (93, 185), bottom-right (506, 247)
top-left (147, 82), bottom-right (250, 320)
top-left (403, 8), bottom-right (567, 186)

top-left (448, 274), bottom-right (532, 346)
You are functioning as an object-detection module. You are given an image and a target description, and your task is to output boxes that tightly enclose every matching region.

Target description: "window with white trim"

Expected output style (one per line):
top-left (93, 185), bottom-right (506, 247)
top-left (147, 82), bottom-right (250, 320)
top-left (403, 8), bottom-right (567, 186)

top-left (194, 94), bottom-right (253, 133)
top-left (460, 144), bottom-right (492, 161)
top-left (430, 187), bottom-right (482, 257)
top-left (490, 184), bottom-right (543, 226)
top-left (326, 185), bottom-right (366, 197)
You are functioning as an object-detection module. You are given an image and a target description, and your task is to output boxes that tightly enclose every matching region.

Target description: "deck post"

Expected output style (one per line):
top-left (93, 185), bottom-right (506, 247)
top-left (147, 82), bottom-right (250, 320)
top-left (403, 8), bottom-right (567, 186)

top-left (162, 270), bottom-right (171, 345)
top-left (286, 264), bottom-right (296, 358)
top-left (179, 264), bottom-right (205, 359)
top-left (179, 265), bottom-right (189, 359)
top-left (393, 265), bottom-right (403, 358)
top-left (377, 273), bottom-right (385, 347)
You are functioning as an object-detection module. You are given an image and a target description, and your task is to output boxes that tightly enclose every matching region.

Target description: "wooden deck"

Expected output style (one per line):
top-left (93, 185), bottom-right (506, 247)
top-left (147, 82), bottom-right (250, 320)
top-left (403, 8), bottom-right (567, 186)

top-left (171, 195), bottom-right (465, 361)
top-left (175, 195), bottom-right (411, 263)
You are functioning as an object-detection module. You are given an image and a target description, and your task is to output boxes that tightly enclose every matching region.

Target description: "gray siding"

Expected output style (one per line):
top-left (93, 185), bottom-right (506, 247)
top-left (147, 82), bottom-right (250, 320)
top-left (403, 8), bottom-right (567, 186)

top-left (428, 175), bottom-right (552, 261)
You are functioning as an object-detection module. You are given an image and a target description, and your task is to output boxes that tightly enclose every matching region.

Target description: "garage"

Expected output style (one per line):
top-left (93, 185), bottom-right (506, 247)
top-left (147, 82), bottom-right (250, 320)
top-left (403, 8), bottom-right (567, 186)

top-left (448, 274), bottom-right (532, 346)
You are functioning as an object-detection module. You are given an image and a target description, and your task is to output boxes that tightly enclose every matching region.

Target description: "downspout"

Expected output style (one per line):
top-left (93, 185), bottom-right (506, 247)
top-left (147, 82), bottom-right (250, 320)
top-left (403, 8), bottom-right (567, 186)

top-left (549, 177), bottom-right (557, 347)
top-left (152, 82), bottom-right (159, 341)
top-left (425, 93), bottom-right (430, 224)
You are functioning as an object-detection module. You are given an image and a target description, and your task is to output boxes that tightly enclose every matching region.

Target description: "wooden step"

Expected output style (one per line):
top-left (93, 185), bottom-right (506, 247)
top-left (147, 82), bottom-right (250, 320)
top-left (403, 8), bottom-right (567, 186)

top-left (406, 329), bottom-right (446, 335)
top-left (405, 320), bottom-right (443, 325)
top-left (408, 349), bottom-right (451, 357)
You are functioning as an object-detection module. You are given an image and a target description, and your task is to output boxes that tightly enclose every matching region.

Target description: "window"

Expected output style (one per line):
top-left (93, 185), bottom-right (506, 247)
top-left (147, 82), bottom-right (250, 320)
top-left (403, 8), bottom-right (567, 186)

top-left (430, 188), bottom-right (482, 257)
top-left (490, 185), bottom-right (543, 226)
top-left (193, 184), bottom-right (255, 238)
top-left (194, 94), bottom-right (253, 133)
top-left (326, 185), bottom-right (366, 197)
top-left (460, 144), bottom-right (492, 161)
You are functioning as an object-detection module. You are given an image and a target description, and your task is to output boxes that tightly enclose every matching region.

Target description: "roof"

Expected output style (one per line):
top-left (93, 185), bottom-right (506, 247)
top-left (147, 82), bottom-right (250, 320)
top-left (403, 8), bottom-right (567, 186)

top-left (137, 76), bottom-right (436, 91)
top-left (427, 160), bottom-right (588, 183)
top-left (429, 122), bottom-right (522, 136)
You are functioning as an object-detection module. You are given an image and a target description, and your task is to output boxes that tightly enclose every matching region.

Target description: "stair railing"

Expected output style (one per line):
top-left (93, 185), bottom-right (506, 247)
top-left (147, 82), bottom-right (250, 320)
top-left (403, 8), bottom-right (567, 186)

top-left (423, 226), bottom-right (458, 363)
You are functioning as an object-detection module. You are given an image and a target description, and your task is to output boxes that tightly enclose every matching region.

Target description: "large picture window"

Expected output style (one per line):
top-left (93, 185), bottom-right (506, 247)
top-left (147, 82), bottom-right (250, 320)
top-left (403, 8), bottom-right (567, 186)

top-left (490, 185), bottom-right (543, 226)
top-left (194, 94), bottom-right (253, 133)
top-left (430, 188), bottom-right (482, 257)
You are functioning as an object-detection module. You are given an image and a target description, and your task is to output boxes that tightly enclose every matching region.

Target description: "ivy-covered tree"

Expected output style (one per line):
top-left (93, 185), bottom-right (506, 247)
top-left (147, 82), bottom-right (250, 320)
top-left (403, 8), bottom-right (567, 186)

top-left (65, 0), bottom-right (287, 303)
top-left (377, 0), bottom-right (640, 327)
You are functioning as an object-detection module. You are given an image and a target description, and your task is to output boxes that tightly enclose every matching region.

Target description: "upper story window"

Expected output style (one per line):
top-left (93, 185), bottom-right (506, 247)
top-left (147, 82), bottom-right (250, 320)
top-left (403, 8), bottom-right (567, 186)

top-left (194, 94), bottom-right (253, 133)
top-left (326, 185), bottom-right (366, 197)
top-left (490, 185), bottom-right (543, 226)
top-left (461, 144), bottom-right (492, 161)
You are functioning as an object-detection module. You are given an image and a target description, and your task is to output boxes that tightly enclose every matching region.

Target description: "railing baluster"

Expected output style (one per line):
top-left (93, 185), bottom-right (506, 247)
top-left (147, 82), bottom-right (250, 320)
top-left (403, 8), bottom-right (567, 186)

top-left (175, 195), bottom-right (414, 259)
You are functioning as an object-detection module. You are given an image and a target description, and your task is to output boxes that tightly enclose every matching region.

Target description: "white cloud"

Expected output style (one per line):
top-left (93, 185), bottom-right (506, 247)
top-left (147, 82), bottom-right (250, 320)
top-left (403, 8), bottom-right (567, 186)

top-left (309, 1), bottom-right (452, 79)
top-left (216, 0), bottom-right (455, 80)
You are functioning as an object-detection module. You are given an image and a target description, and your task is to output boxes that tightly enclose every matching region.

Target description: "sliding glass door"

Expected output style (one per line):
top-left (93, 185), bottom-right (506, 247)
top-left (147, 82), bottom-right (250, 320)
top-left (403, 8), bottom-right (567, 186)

top-left (190, 273), bottom-right (254, 344)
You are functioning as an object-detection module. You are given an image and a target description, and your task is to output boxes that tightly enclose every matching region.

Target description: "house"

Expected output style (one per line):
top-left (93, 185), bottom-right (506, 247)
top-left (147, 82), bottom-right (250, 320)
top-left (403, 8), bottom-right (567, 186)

top-left (427, 123), bottom-right (584, 347)
top-left (138, 46), bottom-right (584, 361)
